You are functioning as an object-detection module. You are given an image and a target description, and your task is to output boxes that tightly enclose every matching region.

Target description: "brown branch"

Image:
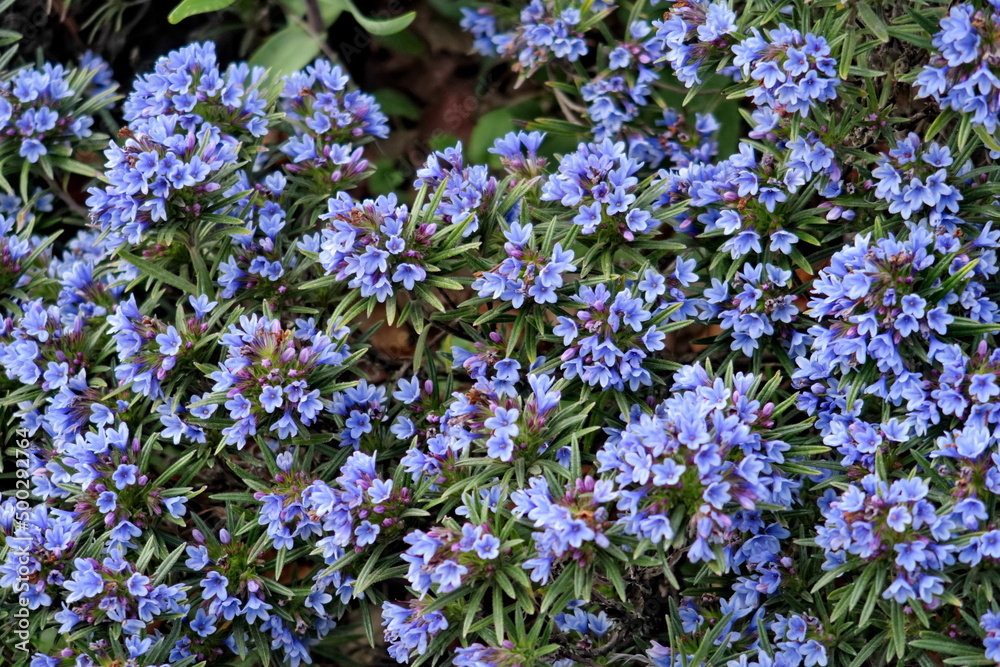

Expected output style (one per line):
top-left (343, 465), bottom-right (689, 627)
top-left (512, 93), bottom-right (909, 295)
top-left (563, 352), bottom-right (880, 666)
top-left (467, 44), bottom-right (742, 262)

top-left (304, 0), bottom-right (324, 35)
top-left (288, 8), bottom-right (339, 64)
top-left (43, 175), bottom-right (89, 219)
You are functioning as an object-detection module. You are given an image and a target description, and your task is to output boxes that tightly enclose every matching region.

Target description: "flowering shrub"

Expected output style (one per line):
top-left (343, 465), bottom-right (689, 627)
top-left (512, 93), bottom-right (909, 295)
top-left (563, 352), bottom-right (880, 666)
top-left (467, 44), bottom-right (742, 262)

top-left (7, 1), bottom-right (1000, 667)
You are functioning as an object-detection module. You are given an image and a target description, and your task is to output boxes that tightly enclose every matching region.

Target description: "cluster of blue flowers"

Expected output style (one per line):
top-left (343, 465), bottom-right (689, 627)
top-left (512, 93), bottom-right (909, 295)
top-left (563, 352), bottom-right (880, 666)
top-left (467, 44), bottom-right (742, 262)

top-left (314, 193), bottom-right (430, 303)
top-left (218, 171), bottom-right (293, 297)
top-left (280, 59), bottom-right (386, 187)
top-left (628, 109), bottom-right (720, 171)
top-left (660, 137), bottom-right (838, 264)
top-left (0, 62), bottom-right (98, 163)
top-left (553, 283), bottom-right (665, 389)
top-left (209, 314), bottom-right (351, 447)
top-left (554, 602), bottom-right (614, 641)
top-left (461, 0), bottom-right (593, 75)
top-left (654, 0), bottom-right (738, 87)
top-left (86, 117), bottom-right (240, 246)
top-left (581, 19), bottom-right (664, 141)
top-left (802, 223), bottom-right (998, 385)
top-left (182, 524), bottom-right (335, 667)
top-left (11, 0), bottom-right (1000, 664)
top-left (381, 601), bottom-right (449, 663)
top-left (108, 294), bottom-right (215, 397)
top-left (984, 611), bottom-right (1000, 664)
top-left (0, 213), bottom-right (37, 291)
top-left (870, 132), bottom-right (963, 221)
top-left (815, 475), bottom-right (957, 605)
top-left (916, 2), bottom-right (1000, 131)
top-left (511, 475), bottom-right (617, 583)
top-left (472, 222), bottom-right (575, 307)
top-left (733, 25), bottom-right (839, 120)
top-left (402, 522), bottom-right (501, 596)
top-left (541, 139), bottom-right (655, 239)
top-left (764, 614), bottom-right (829, 667)
top-left (598, 364), bottom-right (793, 562)
top-left (453, 642), bottom-right (526, 667)
top-left (123, 42), bottom-right (270, 138)
top-left (414, 142), bottom-right (500, 236)
top-left (305, 450), bottom-right (412, 552)
top-left (704, 263), bottom-right (800, 355)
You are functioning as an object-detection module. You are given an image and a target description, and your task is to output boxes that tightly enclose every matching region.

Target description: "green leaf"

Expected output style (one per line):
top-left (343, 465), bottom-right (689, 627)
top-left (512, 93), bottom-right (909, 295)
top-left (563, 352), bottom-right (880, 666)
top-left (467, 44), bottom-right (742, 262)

top-left (848, 631), bottom-right (886, 667)
top-left (250, 24), bottom-right (322, 77)
top-left (361, 602), bottom-right (376, 647)
top-left (904, 4), bottom-right (942, 36)
top-left (168, 0), bottom-right (237, 23)
top-left (330, 0), bottom-right (416, 35)
top-left (152, 449), bottom-right (202, 487)
top-left (974, 125), bottom-right (1000, 153)
top-left (891, 602), bottom-right (907, 659)
top-left (464, 586), bottom-right (488, 634)
top-left (839, 30), bottom-right (856, 81)
top-left (856, 2), bottom-right (889, 42)
top-left (372, 88), bottom-right (421, 120)
top-left (924, 108), bottom-right (955, 143)
top-left (469, 108), bottom-right (516, 163)
top-left (948, 317), bottom-right (1000, 337)
top-left (525, 117), bottom-right (591, 136)
top-left (689, 611), bottom-right (734, 666)
top-left (911, 633), bottom-right (987, 657)
top-left (493, 584), bottom-right (505, 639)
top-left (0, 29), bottom-right (20, 47)
top-left (117, 248), bottom-right (199, 295)
top-left (810, 561), bottom-right (856, 594)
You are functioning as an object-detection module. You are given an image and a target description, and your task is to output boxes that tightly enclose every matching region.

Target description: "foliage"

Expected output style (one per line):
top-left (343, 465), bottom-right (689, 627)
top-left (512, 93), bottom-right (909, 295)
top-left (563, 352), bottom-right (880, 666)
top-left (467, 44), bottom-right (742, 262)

top-left (5, 1), bottom-right (1000, 667)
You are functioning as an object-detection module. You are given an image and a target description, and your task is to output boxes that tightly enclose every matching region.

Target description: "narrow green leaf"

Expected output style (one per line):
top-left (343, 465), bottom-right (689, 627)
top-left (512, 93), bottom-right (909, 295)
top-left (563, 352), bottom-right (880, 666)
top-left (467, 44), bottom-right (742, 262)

top-left (856, 2), bottom-right (889, 42)
top-left (168, 0), bottom-right (237, 23)
top-left (891, 602), bottom-right (907, 659)
top-left (117, 248), bottom-right (199, 294)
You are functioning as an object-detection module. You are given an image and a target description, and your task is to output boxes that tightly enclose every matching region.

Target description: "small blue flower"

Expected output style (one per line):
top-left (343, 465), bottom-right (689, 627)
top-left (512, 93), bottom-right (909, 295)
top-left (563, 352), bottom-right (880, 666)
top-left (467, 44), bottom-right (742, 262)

top-left (112, 464), bottom-right (138, 490)
top-left (260, 385), bottom-right (283, 414)
top-left (200, 570), bottom-right (229, 601)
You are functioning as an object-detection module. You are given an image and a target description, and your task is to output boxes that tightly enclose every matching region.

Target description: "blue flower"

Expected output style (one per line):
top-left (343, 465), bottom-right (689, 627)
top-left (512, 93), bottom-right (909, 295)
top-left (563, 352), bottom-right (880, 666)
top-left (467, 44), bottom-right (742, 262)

top-left (356, 521), bottom-right (380, 546)
top-left (190, 608), bottom-right (217, 638)
top-left (96, 491), bottom-right (117, 514)
top-left (112, 464), bottom-right (138, 489)
top-left (63, 559), bottom-right (104, 602)
top-left (260, 385), bottom-right (283, 414)
top-left (200, 570), bottom-right (229, 600)
top-left (20, 139), bottom-right (47, 163)
top-left (484, 407), bottom-right (520, 440)
top-left (188, 294), bottom-right (218, 318)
